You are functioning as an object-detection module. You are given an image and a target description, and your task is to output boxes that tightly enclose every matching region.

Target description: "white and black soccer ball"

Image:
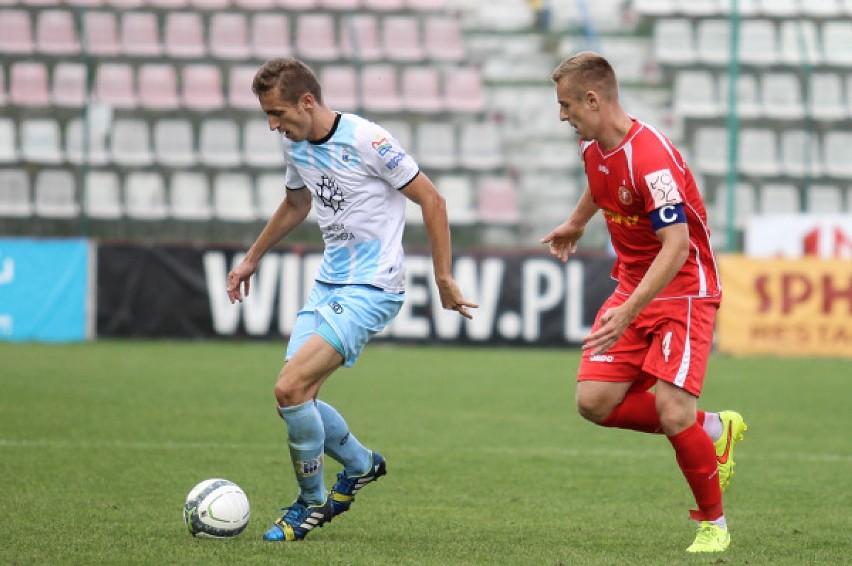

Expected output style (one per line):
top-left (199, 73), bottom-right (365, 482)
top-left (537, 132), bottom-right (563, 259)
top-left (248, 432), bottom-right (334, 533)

top-left (183, 478), bottom-right (250, 538)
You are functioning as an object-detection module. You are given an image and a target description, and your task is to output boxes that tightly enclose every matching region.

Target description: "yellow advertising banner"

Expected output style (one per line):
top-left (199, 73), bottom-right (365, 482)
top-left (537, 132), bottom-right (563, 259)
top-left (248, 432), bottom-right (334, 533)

top-left (717, 256), bottom-right (852, 358)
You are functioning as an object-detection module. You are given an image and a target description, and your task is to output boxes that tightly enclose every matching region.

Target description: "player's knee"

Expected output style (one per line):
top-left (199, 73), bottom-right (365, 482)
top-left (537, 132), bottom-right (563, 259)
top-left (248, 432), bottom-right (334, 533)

top-left (274, 369), bottom-right (311, 407)
top-left (575, 394), bottom-right (609, 424)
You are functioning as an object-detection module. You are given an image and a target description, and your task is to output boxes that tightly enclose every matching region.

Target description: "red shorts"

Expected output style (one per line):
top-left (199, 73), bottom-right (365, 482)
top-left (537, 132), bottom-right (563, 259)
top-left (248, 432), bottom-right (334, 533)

top-left (577, 294), bottom-right (719, 397)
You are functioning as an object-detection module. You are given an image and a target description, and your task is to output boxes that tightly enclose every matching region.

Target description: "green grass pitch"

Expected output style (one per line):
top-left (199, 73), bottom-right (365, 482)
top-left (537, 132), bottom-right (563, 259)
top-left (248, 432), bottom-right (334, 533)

top-left (1, 341), bottom-right (850, 565)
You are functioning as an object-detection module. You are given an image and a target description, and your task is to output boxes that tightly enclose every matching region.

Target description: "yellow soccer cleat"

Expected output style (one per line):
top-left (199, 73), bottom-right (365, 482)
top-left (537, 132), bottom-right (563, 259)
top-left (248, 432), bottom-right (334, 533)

top-left (686, 521), bottom-right (731, 553)
top-left (714, 410), bottom-right (747, 491)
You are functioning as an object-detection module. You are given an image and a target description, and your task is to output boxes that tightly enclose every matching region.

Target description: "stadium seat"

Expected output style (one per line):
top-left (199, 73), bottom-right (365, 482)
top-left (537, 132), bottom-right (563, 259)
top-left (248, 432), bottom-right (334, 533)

top-left (9, 61), bottom-right (50, 107)
top-left (822, 132), bottom-right (852, 178)
top-left (65, 0), bottom-right (107, 7)
top-left (36, 10), bottom-right (80, 55)
top-left (34, 169), bottom-right (79, 218)
top-left (149, 0), bottom-right (189, 7)
top-left (755, 0), bottom-right (798, 17)
top-left (652, 19), bottom-right (696, 65)
top-left (20, 119), bottom-right (62, 164)
top-left (169, 171), bottom-right (212, 220)
top-left (213, 173), bottom-right (256, 222)
top-left (111, 119), bottom-right (153, 167)
top-left (405, 0), bottom-right (446, 10)
top-left (713, 181), bottom-right (756, 230)
top-left (415, 121), bottom-right (457, 169)
top-left (82, 11), bottom-right (120, 56)
top-left (800, 0), bottom-right (842, 17)
top-left (477, 176), bottom-right (519, 225)
top-left (278, 0), bottom-right (320, 8)
top-left (693, 126), bottom-right (729, 175)
top-left (340, 14), bottom-right (383, 61)
top-left (0, 10), bottom-right (34, 54)
top-left (120, 12), bottom-right (162, 57)
top-left (153, 119), bottom-right (196, 167)
top-left (718, 73), bottom-right (761, 119)
top-left (199, 119), bottom-right (241, 167)
top-left (106, 0), bottom-right (145, 7)
top-left (181, 64), bottom-right (225, 111)
top-left (806, 184), bottom-right (843, 213)
top-left (675, 0), bottom-right (721, 16)
top-left (164, 12), bottom-right (205, 59)
top-left (256, 173), bottom-right (293, 220)
top-left (83, 171), bottom-right (123, 219)
top-left (779, 20), bottom-right (820, 66)
top-left (93, 63), bottom-right (137, 108)
top-left (808, 73), bottom-right (846, 122)
top-left (759, 183), bottom-right (800, 214)
top-left (0, 168), bottom-right (31, 217)
top-left (739, 128), bottom-right (780, 177)
top-left (739, 20), bottom-right (778, 67)
top-left (189, 0), bottom-right (230, 9)
top-left (672, 70), bottom-right (720, 118)
top-left (295, 14), bottom-right (339, 61)
top-left (459, 121), bottom-right (504, 171)
top-left (125, 172), bottom-right (168, 220)
top-left (228, 66), bottom-right (260, 110)
top-left (360, 64), bottom-right (402, 113)
top-left (364, 0), bottom-right (404, 10)
top-left (633, 0), bottom-right (677, 16)
top-left (235, 0), bottom-right (274, 7)
top-left (52, 62), bottom-right (87, 107)
top-left (0, 119), bottom-right (16, 163)
top-left (0, 65), bottom-right (6, 107)
top-left (138, 64), bottom-right (180, 110)
top-left (761, 72), bottom-right (803, 120)
top-left (423, 17), bottom-right (464, 61)
top-left (717, 0), bottom-right (760, 15)
top-left (401, 66), bottom-right (443, 113)
top-left (379, 120), bottom-right (413, 152)
top-left (251, 13), bottom-right (292, 59)
top-left (320, 0), bottom-right (360, 9)
top-left (209, 13), bottom-right (250, 60)
top-left (65, 117), bottom-right (110, 165)
top-left (434, 174), bottom-right (476, 225)
top-left (243, 119), bottom-right (284, 168)
top-left (780, 129), bottom-right (824, 179)
top-left (696, 19), bottom-right (730, 65)
top-left (404, 198), bottom-right (423, 225)
top-left (319, 65), bottom-right (358, 112)
top-left (382, 16), bottom-right (424, 61)
top-left (444, 66), bottom-right (485, 113)
top-left (821, 22), bottom-right (852, 66)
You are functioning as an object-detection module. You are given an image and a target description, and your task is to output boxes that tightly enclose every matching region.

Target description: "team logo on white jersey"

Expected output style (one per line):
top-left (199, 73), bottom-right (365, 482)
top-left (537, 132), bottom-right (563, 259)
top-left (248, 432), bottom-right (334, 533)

top-left (316, 174), bottom-right (345, 213)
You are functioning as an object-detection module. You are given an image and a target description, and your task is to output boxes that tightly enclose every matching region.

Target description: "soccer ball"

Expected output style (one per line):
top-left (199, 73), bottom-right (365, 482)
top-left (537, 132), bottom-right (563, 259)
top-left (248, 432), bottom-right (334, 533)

top-left (183, 478), bottom-right (250, 538)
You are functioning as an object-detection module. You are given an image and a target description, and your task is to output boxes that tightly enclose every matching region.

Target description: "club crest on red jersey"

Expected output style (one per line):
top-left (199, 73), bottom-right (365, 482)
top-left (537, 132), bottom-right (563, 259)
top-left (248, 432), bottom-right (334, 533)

top-left (618, 186), bottom-right (633, 206)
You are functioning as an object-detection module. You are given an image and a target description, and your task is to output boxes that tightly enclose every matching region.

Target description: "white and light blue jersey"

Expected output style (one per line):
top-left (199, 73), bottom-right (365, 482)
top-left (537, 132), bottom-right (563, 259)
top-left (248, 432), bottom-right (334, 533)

top-left (280, 113), bottom-right (419, 293)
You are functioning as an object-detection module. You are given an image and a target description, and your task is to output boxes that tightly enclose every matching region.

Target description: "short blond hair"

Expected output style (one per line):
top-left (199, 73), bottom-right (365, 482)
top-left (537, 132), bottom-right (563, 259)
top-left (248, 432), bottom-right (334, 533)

top-left (551, 51), bottom-right (619, 102)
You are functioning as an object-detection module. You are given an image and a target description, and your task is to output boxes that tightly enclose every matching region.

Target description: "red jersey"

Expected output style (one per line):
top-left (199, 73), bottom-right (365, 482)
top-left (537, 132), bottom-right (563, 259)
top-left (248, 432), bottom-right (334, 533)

top-left (581, 119), bottom-right (721, 300)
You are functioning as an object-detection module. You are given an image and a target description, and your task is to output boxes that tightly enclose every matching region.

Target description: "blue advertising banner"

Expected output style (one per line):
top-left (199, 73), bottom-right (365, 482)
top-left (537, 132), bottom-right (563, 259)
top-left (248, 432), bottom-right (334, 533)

top-left (0, 238), bottom-right (90, 342)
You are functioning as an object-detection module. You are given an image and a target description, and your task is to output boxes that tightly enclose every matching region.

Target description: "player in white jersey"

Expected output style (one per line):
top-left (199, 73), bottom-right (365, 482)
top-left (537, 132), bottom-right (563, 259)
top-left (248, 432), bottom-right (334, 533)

top-left (226, 58), bottom-right (477, 542)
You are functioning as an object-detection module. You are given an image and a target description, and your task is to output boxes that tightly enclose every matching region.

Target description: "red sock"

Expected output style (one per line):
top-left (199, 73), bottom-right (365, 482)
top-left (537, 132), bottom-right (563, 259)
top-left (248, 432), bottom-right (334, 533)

top-left (600, 391), bottom-right (708, 434)
top-left (667, 421), bottom-right (723, 521)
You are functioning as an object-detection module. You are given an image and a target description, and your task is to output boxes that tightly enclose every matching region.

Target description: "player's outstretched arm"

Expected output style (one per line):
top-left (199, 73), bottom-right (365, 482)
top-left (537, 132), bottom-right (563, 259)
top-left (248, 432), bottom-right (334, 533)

top-left (401, 172), bottom-right (478, 319)
top-left (541, 185), bottom-right (598, 262)
top-left (227, 187), bottom-right (312, 303)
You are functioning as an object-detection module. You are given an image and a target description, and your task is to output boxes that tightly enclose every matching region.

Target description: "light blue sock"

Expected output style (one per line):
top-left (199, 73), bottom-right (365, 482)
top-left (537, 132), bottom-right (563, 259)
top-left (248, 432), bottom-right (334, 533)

top-left (278, 401), bottom-right (326, 505)
top-left (316, 400), bottom-right (372, 476)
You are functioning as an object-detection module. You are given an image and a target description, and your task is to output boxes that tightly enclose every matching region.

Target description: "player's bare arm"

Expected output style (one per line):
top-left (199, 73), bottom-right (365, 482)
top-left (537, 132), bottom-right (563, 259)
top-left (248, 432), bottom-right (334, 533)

top-left (541, 185), bottom-right (599, 262)
top-left (227, 187), bottom-right (312, 303)
top-left (583, 221), bottom-right (690, 354)
top-left (401, 172), bottom-right (478, 319)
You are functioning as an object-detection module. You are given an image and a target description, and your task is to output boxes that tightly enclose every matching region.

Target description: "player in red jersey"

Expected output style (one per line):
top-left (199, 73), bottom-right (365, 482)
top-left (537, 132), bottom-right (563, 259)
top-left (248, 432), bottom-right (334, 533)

top-left (541, 52), bottom-right (747, 553)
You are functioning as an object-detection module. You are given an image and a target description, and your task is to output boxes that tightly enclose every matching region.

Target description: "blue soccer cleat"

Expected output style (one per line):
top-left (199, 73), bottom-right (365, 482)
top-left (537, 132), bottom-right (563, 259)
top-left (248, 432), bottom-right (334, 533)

top-left (262, 497), bottom-right (334, 542)
top-left (329, 451), bottom-right (387, 516)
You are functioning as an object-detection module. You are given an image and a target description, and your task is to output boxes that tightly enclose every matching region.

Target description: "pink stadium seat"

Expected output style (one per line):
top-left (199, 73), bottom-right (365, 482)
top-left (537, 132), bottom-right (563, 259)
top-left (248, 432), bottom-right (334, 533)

top-left (120, 12), bottom-right (162, 57)
top-left (82, 11), bottom-right (120, 56)
top-left (235, 0), bottom-right (275, 7)
top-left (209, 13), bottom-right (250, 60)
top-left (181, 64), bottom-right (224, 111)
top-left (164, 12), bottom-right (205, 58)
top-left (251, 13), bottom-right (292, 59)
top-left (340, 14), bottom-right (383, 61)
top-left (401, 66), bottom-right (443, 113)
top-left (405, 0), bottom-right (445, 10)
top-left (320, 0), bottom-right (360, 9)
top-left (149, 0), bottom-right (188, 7)
top-left (65, 0), bottom-right (106, 7)
top-left (93, 63), bottom-right (137, 108)
top-left (189, 0), bottom-right (230, 9)
top-left (321, 65), bottom-right (358, 112)
top-left (382, 16), bottom-right (424, 61)
top-left (295, 14), bottom-right (339, 61)
top-left (360, 64), bottom-right (402, 113)
top-left (364, 0), bottom-right (404, 10)
top-left (52, 62), bottom-right (87, 107)
top-left (424, 17), bottom-right (464, 61)
top-left (10, 62), bottom-right (50, 107)
top-left (444, 66), bottom-right (485, 113)
top-left (106, 0), bottom-right (145, 8)
top-left (36, 10), bottom-right (81, 55)
top-left (477, 176), bottom-right (519, 225)
top-left (138, 64), bottom-right (180, 110)
top-left (277, 0), bottom-right (319, 8)
top-left (228, 66), bottom-right (260, 110)
top-left (0, 10), bottom-right (34, 54)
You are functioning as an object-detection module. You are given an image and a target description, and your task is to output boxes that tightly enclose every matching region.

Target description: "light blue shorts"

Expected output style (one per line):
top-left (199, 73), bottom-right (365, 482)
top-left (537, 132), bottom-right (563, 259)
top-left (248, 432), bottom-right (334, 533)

top-left (286, 282), bottom-right (405, 367)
